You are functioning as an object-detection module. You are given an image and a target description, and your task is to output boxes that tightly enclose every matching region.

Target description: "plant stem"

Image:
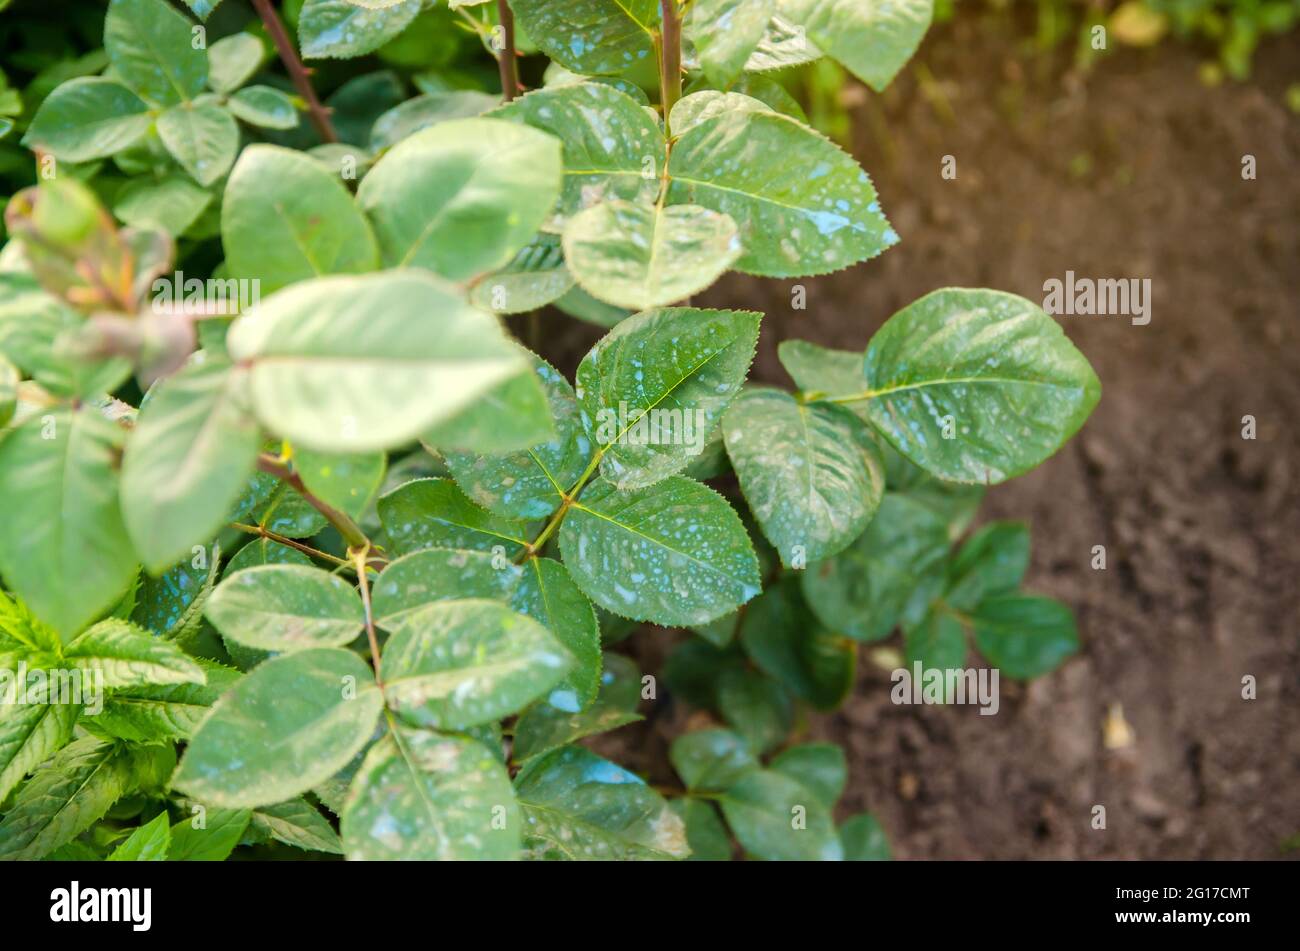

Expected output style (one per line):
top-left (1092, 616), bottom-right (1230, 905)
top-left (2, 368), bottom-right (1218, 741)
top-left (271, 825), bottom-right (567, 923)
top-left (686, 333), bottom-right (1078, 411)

top-left (512, 447), bottom-right (605, 564)
top-left (659, 0), bottom-right (683, 135)
top-left (230, 521), bottom-right (353, 569)
top-left (822, 388), bottom-right (881, 405)
top-left (250, 0), bottom-right (339, 143)
top-left (256, 453), bottom-right (373, 553)
top-left (353, 546), bottom-right (384, 684)
top-left (495, 0), bottom-right (520, 101)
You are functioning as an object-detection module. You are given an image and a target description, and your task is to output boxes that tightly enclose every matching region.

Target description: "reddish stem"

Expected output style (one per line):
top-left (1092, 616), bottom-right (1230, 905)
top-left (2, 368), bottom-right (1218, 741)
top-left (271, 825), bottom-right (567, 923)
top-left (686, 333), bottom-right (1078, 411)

top-left (496, 0), bottom-right (521, 101)
top-left (250, 0), bottom-right (339, 143)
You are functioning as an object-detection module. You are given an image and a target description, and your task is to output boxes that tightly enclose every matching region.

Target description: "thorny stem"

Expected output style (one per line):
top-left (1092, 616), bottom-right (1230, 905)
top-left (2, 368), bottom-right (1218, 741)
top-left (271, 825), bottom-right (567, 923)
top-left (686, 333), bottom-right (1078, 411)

top-left (658, 0), bottom-right (684, 136)
top-left (353, 546), bottom-right (384, 685)
top-left (230, 521), bottom-right (353, 570)
top-left (256, 452), bottom-right (376, 555)
top-left (251, 0), bottom-right (339, 144)
top-left (495, 0), bottom-right (521, 101)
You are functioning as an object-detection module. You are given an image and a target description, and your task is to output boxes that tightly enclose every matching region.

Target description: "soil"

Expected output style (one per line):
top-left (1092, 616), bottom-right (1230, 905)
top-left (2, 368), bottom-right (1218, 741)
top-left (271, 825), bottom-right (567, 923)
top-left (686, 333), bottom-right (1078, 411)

top-left (538, 14), bottom-right (1300, 859)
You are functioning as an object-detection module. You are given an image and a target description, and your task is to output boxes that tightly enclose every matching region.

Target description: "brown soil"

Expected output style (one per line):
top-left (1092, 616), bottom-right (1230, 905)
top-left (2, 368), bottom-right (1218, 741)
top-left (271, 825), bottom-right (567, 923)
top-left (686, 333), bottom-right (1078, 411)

top-left (543, 15), bottom-right (1300, 859)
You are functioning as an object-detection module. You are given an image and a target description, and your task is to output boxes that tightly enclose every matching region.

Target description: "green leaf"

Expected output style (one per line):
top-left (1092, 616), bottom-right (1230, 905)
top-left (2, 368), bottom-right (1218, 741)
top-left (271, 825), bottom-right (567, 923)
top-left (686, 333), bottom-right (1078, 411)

top-left (378, 478), bottom-right (530, 558)
top-left (204, 564), bottom-right (364, 652)
top-left (719, 769), bottom-right (842, 861)
top-left (0, 588), bottom-right (63, 661)
top-left (490, 83), bottom-right (664, 227)
top-left (167, 807), bottom-right (250, 860)
top-left (468, 232), bottom-right (575, 315)
top-left (234, 471), bottom-right (330, 539)
top-left (671, 798), bottom-right (732, 861)
top-left (946, 521), bottom-right (1030, 610)
top-left (800, 493), bottom-right (950, 640)
top-left (21, 78), bottom-right (151, 162)
top-left (777, 338), bottom-right (870, 415)
top-left (121, 354), bottom-right (260, 573)
top-left (840, 812), bottom-right (891, 860)
top-left (667, 101), bottom-right (895, 276)
top-left (515, 745), bottom-right (688, 860)
top-left (358, 117), bottom-right (562, 281)
top-left (342, 725), bottom-right (519, 860)
top-left (510, 558), bottom-right (602, 710)
top-left (903, 609), bottom-right (967, 682)
top-left (221, 144), bottom-right (379, 295)
top-left (372, 548), bottom-right (523, 629)
top-left (422, 358), bottom-right (555, 455)
top-left (563, 200), bottom-right (741, 309)
top-left (64, 619), bottom-right (206, 688)
top-left (0, 354), bottom-right (15, 428)
top-left (250, 797), bottom-right (342, 854)
top-left (738, 579), bottom-right (855, 710)
top-left (107, 811), bottom-right (171, 860)
top-left (510, 0), bottom-right (658, 75)
top-left (292, 448), bottom-right (386, 520)
top-left (0, 274), bottom-right (113, 397)
top-left (225, 538), bottom-right (312, 576)
top-left (560, 476), bottom-right (762, 627)
top-left (299, 0), bottom-right (422, 60)
top-left (669, 728), bottom-right (758, 791)
top-left (970, 594), bottom-right (1079, 679)
top-left (370, 90), bottom-right (497, 152)
top-left (113, 175), bottom-right (213, 236)
top-left (512, 651), bottom-right (640, 763)
top-left (105, 0), bottom-right (206, 105)
top-left (0, 409), bottom-right (138, 640)
top-left (228, 272), bottom-right (527, 452)
top-left (207, 32), bottom-right (265, 94)
top-left (745, 12), bottom-right (824, 71)
top-left (90, 661), bottom-right (242, 743)
top-left (172, 647), bottom-right (383, 808)
top-left (778, 0), bottom-right (934, 91)
top-left (860, 289), bottom-right (1102, 483)
top-left (380, 599), bottom-right (572, 730)
top-left (443, 357), bottom-right (592, 519)
top-left (185, 0), bottom-right (222, 19)
top-left (688, 0), bottom-right (777, 86)
top-left (0, 703), bottom-right (80, 803)
top-left (769, 743), bottom-right (846, 808)
top-left (228, 86), bottom-right (299, 130)
top-left (576, 306), bottom-right (760, 489)
top-left (716, 667), bottom-right (791, 755)
top-left (554, 284), bottom-right (634, 328)
top-left (668, 90), bottom-right (775, 138)
top-left (724, 387), bottom-right (884, 566)
top-left (0, 737), bottom-right (133, 860)
top-left (157, 100), bottom-right (239, 186)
